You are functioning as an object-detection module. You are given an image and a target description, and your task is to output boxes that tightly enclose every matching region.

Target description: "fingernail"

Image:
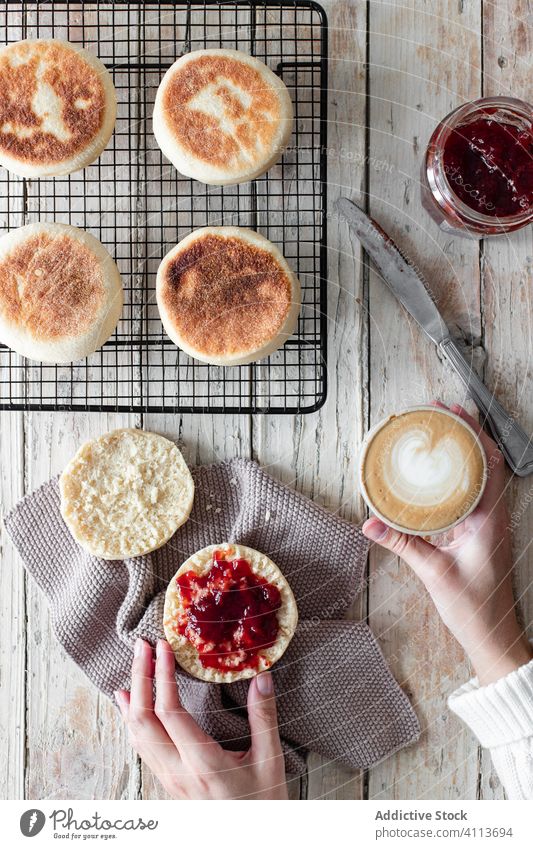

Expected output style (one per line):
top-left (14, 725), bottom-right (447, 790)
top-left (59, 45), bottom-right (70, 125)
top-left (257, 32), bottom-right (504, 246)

top-left (114, 690), bottom-right (124, 706)
top-left (363, 520), bottom-right (389, 541)
top-left (156, 639), bottom-right (165, 657)
top-left (256, 672), bottom-right (274, 696)
top-left (134, 637), bottom-right (144, 657)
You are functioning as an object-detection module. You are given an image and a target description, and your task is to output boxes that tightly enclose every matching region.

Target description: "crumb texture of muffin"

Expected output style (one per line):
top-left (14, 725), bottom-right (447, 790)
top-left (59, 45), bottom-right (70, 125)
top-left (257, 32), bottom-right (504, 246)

top-left (60, 428), bottom-right (194, 560)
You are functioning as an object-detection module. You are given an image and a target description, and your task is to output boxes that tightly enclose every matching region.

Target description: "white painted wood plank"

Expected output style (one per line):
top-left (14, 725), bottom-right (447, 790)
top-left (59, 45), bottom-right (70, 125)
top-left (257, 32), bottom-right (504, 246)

top-left (20, 3), bottom-right (140, 799)
top-left (478, 0), bottom-right (533, 801)
top-left (366, 0), bottom-right (484, 800)
top-left (139, 1), bottom-right (254, 800)
top-left (0, 412), bottom-right (26, 799)
top-left (0, 0), bottom-right (32, 803)
top-left (252, 0), bottom-right (368, 800)
top-left (22, 413), bottom-right (139, 800)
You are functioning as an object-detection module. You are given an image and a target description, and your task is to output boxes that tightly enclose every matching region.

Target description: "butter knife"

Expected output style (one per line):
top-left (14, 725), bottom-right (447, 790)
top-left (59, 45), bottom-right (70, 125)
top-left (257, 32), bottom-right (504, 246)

top-left (336, 197), bottom-right (533, 477)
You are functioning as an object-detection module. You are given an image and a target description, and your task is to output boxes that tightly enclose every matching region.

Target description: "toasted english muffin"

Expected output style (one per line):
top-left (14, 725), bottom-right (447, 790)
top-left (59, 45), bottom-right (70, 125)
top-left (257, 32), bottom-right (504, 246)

top-left (152, 48), bottom-right (293, 185)
top-left (156, 226), bottom-right (301, 366)
top-left (60, 428), bottom-right (195, 560)
top-left (0, 39), bottom-right (116, 177)
top-left (0, 222), bottom-right (123, 363)
top-left (164, 543), bottom-right (298, 683)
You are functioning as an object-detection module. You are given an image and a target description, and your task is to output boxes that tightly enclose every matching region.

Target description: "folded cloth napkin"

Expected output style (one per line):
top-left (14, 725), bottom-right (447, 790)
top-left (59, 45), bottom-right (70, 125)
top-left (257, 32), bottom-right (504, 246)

top-left (5, 458), bottom-right (420, 775)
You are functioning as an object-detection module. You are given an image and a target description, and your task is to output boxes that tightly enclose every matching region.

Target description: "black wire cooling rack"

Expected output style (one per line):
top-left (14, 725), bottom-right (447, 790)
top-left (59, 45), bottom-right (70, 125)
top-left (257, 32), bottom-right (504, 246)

top-left (0, 1), bottom-right (328, 414)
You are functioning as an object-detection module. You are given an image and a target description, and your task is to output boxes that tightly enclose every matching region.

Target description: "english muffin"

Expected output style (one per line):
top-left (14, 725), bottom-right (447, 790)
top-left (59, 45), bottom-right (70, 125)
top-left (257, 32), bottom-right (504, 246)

top-left (0, 39), bottom-right (116, 177)
top-left (153, 48), bottom-right (293, 185)
top-left (60, 428), bottom-right (195, 560)
top-left (164, 543), bottom-right (298, 683)
top-left (0, 222), bottom-right (123, 363)
top-left (156, 226), bottom-right (301, 365)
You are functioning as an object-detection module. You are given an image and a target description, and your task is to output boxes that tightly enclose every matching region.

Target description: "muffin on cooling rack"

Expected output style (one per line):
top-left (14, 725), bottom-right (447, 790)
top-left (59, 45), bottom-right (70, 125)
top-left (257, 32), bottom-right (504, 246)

top-left (0, 39), bottom-right (116, 177)
top-left (153, 48), bottom-right (293, 185)
top-left (156, 226), bottom-right (301, 366)
top-left (0, 223), bottom-right (123, 364)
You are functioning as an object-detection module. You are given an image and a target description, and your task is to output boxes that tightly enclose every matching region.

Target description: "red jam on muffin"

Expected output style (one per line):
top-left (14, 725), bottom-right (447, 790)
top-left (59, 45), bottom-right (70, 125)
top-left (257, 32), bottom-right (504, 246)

top-left (174, 548), bottom-right (282, 672)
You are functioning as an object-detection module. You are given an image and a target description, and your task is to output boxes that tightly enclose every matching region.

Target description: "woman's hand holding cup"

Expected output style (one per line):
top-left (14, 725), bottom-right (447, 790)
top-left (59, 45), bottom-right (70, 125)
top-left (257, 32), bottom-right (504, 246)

top-left (362, 402), bottom-right (533, 686)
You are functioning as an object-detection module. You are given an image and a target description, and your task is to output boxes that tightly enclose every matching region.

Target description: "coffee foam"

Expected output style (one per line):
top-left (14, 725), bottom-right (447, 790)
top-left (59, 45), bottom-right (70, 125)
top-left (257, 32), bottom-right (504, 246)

top-left (361, 409), bottom-right (486, 533)
top-left (386, 428), bottom-right (470, 506)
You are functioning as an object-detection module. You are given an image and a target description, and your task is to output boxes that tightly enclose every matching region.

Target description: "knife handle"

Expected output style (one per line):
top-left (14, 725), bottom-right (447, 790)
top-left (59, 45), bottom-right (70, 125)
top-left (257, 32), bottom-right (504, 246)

top-left (439, 337), bottom-right (533, 477)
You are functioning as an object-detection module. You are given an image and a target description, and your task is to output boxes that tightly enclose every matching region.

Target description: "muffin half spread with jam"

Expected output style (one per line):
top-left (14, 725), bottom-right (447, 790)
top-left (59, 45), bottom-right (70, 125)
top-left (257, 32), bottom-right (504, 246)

top-left (164, 543), bottom-right (298, 682)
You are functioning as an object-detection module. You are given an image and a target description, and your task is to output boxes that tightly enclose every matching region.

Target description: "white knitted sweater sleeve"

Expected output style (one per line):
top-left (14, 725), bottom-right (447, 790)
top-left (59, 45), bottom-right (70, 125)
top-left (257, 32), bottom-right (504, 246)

top-left (448, 657), bottom-right (533, 800)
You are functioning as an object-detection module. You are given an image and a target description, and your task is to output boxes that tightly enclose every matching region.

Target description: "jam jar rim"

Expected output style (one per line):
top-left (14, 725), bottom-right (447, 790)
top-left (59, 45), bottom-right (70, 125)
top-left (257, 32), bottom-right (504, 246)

top-left (426, 95), bottom-right (533, 230)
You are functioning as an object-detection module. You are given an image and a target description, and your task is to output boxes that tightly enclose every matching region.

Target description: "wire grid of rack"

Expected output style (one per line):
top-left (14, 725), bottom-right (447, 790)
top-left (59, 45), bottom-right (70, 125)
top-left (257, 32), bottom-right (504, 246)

top-left (0, 1), bottom-right (328, 414)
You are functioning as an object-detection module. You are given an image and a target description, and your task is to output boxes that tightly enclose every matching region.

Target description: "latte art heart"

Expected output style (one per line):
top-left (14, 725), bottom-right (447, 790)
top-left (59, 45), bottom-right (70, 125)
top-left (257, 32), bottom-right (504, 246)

top-left (386, 429), bottom-right (470, 507)
top-left (360, 408), bottom-right (486, 533)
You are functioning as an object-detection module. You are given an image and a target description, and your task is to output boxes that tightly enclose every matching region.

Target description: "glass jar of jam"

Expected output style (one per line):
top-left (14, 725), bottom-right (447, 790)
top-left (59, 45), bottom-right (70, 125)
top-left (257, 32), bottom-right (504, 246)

top-left (423, 96), bottom-right (533, 237)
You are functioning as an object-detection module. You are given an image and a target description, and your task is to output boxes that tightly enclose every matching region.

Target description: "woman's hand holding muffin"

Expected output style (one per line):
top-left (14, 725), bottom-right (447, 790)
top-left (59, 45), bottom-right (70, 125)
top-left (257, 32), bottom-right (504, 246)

top-left (363, 402), bottom-right (533, 686)
top-left (115, 639), bottom-right (288, 800)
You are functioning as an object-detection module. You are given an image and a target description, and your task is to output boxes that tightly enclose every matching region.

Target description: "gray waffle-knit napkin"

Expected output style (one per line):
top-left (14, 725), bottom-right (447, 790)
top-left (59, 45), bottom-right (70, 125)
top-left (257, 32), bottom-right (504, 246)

top-left (5, 458), bottom-right (420, 775)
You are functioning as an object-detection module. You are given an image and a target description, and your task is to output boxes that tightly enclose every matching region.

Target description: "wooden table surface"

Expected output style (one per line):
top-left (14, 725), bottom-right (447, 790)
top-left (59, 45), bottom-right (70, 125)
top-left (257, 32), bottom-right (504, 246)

top-left (1, 0), bottom-right (531, 800)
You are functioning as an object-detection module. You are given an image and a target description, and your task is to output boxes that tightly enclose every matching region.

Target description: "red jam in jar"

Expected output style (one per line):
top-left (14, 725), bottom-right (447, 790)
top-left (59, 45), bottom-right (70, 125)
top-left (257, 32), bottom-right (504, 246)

top-left (423, 97), bottom-right (533, 236)
top-left (442, 115), bottom-right (533, 216)
top-left (175, 550), bottom-right (281, 672)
